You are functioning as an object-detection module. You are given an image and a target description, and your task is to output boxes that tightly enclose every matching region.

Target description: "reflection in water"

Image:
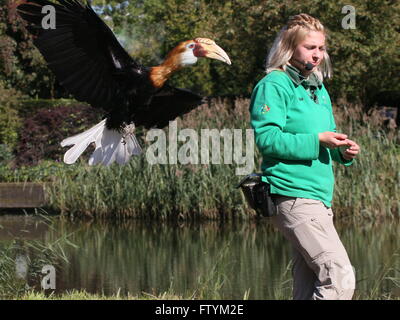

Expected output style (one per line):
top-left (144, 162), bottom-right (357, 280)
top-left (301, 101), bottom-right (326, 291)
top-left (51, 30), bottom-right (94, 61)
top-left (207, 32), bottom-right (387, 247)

top-left (0, 214), bottom-right (399, 299)
top-left (51, 219), bottom-right (293, 299)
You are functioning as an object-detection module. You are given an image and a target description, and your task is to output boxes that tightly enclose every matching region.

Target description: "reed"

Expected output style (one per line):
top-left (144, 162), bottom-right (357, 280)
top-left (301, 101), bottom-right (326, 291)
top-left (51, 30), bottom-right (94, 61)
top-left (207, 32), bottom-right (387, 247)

top-left (0, 215), bottom-right (78, 299)
top-left (332, 103), bottom-right (400, 219)
top-left (2, 98), bottom-right (398, 220)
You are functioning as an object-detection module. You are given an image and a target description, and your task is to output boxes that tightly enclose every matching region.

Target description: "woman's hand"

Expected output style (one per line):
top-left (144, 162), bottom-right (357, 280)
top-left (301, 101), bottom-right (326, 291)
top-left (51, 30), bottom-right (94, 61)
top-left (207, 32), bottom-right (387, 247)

top-left (318, 132), bottom-right (350, 149)
top-left (339, 139), bottom-right (360, 160)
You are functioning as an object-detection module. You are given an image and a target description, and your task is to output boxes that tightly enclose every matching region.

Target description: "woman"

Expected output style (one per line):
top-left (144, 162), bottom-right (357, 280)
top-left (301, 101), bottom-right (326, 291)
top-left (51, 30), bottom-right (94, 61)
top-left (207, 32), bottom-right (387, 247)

top-left (249, 13), bottom-right (360, 300)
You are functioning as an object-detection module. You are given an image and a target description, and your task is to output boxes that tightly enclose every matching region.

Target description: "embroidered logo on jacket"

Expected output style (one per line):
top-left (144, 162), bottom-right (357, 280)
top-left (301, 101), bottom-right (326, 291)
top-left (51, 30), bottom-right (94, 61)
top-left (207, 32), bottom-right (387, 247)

top-left (261, 104), bottom-right (270, 114)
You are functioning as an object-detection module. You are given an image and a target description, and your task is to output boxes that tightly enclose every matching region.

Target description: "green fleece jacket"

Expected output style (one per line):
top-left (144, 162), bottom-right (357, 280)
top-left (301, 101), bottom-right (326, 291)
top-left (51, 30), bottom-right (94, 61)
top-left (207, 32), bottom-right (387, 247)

top-left (249, 67), bottom-right (353, 207)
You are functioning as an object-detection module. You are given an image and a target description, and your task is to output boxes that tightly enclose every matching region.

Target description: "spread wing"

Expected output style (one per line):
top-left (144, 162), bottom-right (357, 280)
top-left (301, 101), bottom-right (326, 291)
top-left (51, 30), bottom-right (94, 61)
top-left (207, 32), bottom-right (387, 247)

top-left (133, 86), bottom-right (206, 129)
top-left (17, 0), bottom-right (147, 111)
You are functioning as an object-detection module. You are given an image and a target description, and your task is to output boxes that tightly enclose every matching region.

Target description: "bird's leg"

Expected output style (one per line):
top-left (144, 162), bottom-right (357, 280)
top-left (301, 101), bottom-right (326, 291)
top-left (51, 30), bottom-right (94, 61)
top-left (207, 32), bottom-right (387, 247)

top-left (121, 123), bottom-right (136, 145)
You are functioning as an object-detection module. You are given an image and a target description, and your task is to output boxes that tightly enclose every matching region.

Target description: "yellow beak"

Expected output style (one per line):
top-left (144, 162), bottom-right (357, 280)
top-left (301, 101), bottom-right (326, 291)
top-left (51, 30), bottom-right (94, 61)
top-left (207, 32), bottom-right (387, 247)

top-left (194, 38), bottom-right (231, 65)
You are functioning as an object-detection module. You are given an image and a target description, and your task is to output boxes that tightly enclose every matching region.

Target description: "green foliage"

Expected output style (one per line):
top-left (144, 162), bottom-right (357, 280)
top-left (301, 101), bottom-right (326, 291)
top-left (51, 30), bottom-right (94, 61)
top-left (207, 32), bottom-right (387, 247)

top-left (0, 230), bottom-right (77, 299)
top-left (0, 160), bottom-right (77, 182)
top-left (2, 0), bottom-right (397, 101)
top-left (0, 144), bottom-right (14, 166)
top-left (0, 0), bottom-right (55, 97)
top-left (89, 0), bottom-right (399, 101)
top-left (0, 99), bottom-right (397, 221)
top-left (16, 98), bottom-right (80, 118)
top-left (310, 0), bottom-right (400, 103)
top-left (0, 82), bottom-right (22, 149)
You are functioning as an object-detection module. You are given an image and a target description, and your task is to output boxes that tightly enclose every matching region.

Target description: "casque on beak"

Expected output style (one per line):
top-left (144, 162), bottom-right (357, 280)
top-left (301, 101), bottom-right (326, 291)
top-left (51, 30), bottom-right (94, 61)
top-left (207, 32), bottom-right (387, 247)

top-left (194, 38), bottom-right (231, 65)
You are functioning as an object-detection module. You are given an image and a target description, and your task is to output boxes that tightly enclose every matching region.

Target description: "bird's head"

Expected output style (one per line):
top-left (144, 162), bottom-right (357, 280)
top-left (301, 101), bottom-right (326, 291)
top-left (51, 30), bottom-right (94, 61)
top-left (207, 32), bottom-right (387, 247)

top-left (150, 38), bottom-right (231, 88)
top-left (168, 38), bottom-right (231, 67)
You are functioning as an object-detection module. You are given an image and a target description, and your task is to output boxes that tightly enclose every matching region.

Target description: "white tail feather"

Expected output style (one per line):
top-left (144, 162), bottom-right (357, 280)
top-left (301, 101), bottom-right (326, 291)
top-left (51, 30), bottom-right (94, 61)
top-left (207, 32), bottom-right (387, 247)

top-left (60, 120), bottom-right (106, 148)
top-left (61, 120), bottom-right (142, 165)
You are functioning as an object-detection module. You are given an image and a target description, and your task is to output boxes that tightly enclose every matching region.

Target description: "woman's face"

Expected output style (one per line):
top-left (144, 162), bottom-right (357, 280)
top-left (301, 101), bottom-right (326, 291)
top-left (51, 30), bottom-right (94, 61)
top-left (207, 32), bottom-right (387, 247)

top-left (290, 31), bottom-right (326, 76)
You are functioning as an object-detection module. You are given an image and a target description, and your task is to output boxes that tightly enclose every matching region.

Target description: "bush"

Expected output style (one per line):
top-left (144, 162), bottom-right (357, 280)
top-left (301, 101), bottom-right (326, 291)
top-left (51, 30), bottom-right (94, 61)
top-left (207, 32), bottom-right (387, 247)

top-left (0, 83), bottom-right (22, 149)
top-left (15, 98), bottom-right (79, 119)
top-left (0, 144), bottom-right (13, 166)
top-left (1, 0), bottom-right (55, 98)
top-left (3, 0), bottom-right (399, 103)
top-left (15, 103), bottom-right (103, 165)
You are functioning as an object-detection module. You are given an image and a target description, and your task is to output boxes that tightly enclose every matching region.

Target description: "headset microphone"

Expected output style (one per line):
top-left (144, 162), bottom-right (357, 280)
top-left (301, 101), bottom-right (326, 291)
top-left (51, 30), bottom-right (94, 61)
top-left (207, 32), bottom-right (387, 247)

top-left (292, 58), bottom-right (314, 71)
top-left (304, 62), bottom-right (314, 71)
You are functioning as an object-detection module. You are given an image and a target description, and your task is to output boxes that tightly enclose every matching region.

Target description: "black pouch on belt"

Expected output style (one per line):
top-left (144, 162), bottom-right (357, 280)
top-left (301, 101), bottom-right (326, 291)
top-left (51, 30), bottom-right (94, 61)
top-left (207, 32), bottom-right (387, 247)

top-left (236, 173), bottom-right (277, 217)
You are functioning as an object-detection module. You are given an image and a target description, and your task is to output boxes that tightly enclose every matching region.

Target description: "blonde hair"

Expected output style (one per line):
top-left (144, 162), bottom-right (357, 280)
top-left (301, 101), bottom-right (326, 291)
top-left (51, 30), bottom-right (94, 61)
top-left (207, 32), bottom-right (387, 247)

top-left (266, 13), bottom-right (332, 80)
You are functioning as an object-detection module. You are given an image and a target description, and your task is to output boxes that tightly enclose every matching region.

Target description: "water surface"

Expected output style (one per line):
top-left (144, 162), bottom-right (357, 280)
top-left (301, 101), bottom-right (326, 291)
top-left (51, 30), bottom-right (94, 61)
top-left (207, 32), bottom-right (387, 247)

top-left (0, 214), bottom-right (399, 299)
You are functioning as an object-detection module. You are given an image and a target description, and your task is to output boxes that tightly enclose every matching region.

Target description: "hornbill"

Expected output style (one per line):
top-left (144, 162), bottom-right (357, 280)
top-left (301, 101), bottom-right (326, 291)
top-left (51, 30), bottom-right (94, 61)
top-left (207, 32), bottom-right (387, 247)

top-left (16, 0), bottom-right (231, 165)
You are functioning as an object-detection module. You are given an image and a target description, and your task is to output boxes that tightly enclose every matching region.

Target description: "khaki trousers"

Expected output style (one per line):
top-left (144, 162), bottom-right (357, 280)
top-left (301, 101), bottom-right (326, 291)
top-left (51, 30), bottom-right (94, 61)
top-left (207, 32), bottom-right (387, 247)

top-left (270, 196), bottom-right (355, 300)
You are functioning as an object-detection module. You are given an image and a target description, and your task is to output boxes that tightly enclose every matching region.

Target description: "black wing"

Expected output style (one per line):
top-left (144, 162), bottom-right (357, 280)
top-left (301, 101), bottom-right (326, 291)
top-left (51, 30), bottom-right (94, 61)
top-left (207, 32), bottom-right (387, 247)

top-left (17, 0), bottom-right (147, 111)
top-left (133, 86), bottom-right (206, 129)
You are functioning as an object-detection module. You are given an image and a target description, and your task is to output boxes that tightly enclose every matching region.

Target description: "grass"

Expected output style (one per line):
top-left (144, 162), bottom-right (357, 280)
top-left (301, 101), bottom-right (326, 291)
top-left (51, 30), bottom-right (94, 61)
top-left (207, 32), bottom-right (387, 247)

top-left (49, 100), bottom-right (400, 221)
top-left (13, 264), bottom-right (400, 300)
top-left (0, 215), bottom-right (78, 299)
top-left (332, 104), bottom-right (400, 219)
top-left (16, 289), bottom-right (400, 300)
top-left (18, 289), bottom-right (184, 300)
top-left (0, 98), bottom-right (398, 221)
top-left (1, 98), bottom-right (399, 300)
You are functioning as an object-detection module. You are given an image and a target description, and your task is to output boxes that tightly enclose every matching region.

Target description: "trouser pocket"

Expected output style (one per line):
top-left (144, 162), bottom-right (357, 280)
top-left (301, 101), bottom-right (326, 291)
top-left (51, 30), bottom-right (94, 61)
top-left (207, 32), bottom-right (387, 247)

top-left (272, 198), bottom-right (355, 299)
top-left (292, 217), bottom-right (334, 260)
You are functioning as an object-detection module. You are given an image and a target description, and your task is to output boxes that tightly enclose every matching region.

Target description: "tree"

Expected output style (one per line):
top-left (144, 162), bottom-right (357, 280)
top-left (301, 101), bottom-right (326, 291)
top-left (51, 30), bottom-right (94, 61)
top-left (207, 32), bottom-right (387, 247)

top-left (2, 0), bottom-right (398, 103)
top-left (0, 0), bottom-right (55, 97)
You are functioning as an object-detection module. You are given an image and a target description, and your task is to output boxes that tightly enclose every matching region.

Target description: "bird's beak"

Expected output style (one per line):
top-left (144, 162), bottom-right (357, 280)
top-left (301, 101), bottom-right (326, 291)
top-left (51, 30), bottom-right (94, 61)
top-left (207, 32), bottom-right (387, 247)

top-left (194, 38), bottom-right (231, 65)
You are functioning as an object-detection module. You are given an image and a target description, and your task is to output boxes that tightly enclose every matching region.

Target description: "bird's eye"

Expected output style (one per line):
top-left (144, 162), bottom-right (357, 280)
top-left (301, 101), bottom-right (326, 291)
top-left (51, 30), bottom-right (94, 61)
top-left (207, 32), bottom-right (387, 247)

top-left (187, 43), bottom-right (195, 49)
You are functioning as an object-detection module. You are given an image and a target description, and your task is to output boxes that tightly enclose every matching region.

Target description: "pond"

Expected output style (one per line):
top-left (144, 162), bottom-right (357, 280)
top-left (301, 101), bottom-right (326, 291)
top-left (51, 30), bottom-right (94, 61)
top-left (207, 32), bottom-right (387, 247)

top-left (0, 214), bottom-right (399, 299)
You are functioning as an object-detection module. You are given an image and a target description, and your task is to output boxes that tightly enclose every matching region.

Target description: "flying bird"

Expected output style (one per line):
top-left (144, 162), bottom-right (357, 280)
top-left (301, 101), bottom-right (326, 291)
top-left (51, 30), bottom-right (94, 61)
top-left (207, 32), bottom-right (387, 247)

top-left (16, 0), bottom-right (231, 165)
